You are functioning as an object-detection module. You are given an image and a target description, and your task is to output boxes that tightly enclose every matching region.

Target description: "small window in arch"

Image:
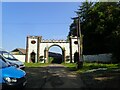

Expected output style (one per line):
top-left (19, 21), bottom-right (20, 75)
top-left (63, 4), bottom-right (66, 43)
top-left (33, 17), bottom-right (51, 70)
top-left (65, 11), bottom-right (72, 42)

top-left (31, 40), bottom-right (36, 44)
top-left (74, 41), bottom-right (78, 44)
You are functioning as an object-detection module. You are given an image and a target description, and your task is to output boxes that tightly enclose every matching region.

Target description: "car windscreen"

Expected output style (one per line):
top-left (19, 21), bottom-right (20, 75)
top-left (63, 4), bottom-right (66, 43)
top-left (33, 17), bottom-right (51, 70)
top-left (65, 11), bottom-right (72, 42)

top-left (0, 51), bottom-right (18, 61)
top-left (0, 58), bottom-right (9, 69)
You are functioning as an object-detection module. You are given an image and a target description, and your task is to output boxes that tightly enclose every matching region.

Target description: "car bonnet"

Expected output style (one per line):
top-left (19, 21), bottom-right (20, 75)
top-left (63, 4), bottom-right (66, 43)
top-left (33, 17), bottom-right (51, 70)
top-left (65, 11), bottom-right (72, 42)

top-left (2, 66), bottom-right (26, 78)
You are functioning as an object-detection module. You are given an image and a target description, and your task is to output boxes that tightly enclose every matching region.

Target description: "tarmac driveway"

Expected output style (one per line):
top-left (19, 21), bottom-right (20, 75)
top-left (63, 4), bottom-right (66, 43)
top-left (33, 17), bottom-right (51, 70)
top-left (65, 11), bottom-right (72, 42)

top-left (24, 64), bottom-right (85, 89)
top-left (24, 67), bottom-right (48, 88)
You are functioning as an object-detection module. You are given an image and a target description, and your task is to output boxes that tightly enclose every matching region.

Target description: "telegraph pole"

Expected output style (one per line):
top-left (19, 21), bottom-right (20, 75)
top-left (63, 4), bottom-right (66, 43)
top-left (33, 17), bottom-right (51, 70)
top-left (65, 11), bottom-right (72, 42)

top-left (77, 13), bottom-right (83, 69)
top-left (72, 12), bottom-right (83, 69)
top-left (72, 13), bottom-right (83, 69)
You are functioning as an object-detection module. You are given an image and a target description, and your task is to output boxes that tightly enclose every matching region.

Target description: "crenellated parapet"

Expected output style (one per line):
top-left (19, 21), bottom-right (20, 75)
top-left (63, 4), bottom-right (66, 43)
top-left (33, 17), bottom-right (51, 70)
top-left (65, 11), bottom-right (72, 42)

top-left (27, 35), bottom-right (42, 39)
top-left (41, 39), bottom-right (68, 43)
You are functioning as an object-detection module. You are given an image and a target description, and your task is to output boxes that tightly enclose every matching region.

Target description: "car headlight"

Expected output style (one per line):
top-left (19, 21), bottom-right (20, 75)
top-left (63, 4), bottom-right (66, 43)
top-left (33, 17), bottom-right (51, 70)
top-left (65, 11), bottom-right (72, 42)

top-left (4, 77), bottom-right (17, 83)
top-left (11, 78), bottom-right (17, 82)
top-left (4, 77), bottom-right (11, 83)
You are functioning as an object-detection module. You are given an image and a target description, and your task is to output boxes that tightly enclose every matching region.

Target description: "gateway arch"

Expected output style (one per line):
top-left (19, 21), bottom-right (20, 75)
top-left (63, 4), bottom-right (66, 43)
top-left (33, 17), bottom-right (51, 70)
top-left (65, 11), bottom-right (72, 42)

top-left (25, 36), bottom-right (79, 63)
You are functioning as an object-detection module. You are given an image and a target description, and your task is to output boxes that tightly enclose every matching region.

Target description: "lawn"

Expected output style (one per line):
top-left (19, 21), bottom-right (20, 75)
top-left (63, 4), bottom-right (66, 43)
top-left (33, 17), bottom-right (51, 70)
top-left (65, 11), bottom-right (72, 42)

top-left (62, 63), bottom-right (77, 71)
top-left (62, 62), bottom-right (120, 89)
top-left (62, 62), bottom-right (120, 73)
top-left (78, 62), bottom-right (119, 73)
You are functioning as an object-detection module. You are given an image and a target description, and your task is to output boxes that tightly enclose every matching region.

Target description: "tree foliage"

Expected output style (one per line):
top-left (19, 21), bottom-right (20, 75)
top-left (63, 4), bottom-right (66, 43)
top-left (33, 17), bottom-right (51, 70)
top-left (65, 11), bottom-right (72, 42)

top-left (68, 2), bottom-right (120, 62)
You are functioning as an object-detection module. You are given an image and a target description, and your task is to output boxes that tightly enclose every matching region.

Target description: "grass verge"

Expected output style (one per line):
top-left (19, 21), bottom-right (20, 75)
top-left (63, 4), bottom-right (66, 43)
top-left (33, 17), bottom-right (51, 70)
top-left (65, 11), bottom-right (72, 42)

top-left (62, 63), bottom-right (77, 71)
top-left (62, 62), bottom-right (120, 73)
top-left (62, 62), bottom-right (120, 88)
top-left (77, 62), bottom-right (120, 73)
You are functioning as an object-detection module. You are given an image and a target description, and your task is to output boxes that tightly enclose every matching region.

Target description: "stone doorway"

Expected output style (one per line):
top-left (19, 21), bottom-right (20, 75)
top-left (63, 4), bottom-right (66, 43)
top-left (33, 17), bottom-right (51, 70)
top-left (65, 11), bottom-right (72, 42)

top-left (30, 51), bottom-right (36, 63)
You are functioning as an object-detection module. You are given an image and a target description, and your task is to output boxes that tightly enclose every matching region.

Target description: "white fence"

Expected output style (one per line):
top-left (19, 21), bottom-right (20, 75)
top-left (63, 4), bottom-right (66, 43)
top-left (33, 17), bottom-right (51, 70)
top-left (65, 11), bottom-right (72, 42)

top-left (13, 55), bottom-right (26, 62)
top-left (83, 53), bottom-right (112, 63)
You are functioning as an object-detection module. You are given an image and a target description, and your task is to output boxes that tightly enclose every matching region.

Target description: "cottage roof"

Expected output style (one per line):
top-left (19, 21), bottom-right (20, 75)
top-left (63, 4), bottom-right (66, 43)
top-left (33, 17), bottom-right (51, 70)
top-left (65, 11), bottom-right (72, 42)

top-left (11, 48), bottom-right (26, 55)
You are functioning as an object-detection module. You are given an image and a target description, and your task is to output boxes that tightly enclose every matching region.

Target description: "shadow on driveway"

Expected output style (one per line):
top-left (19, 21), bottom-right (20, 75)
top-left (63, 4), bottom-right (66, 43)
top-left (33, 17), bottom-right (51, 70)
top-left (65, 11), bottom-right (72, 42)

top-left (24, 67), bottom-right (48, 89)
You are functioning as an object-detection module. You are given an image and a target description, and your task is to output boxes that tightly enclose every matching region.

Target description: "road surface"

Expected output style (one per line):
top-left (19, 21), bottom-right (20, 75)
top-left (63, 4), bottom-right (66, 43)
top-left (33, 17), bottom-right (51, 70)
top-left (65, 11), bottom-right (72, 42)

top-left (25, 64), bottom-right (85, 89)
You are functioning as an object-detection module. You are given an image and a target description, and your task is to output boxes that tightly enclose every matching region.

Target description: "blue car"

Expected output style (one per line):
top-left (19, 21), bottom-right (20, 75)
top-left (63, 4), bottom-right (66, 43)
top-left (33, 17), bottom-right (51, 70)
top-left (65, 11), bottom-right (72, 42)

top-left (0, 56), bottom-right (27, 89)
top-left (0, 48), bottom-right (25, 70)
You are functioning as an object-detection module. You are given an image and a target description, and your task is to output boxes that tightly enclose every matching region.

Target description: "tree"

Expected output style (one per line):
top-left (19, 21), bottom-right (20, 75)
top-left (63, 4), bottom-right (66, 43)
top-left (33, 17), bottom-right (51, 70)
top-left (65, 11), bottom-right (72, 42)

top-left (68, 19), bottom-right (78, 37)
top-left (68, 2), bottom-right (120, 62)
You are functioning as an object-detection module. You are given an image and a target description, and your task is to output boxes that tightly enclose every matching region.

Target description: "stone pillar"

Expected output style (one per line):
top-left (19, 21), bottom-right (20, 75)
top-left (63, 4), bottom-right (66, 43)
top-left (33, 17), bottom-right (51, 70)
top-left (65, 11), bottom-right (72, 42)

top-left (64, 49), bottom-right (66, 63)
top-left (44, 47), bottom-right (48, 63)
top-left (37, 36), bottom-right (41, 63)
top-left (25, 36), bottom-right (29, 63)
top-left (46, 49), bottom-right (48, 63)
top-left (69, 36), bottom-right (72, 63)
top-left (62, 48), bottom-right (66, 63)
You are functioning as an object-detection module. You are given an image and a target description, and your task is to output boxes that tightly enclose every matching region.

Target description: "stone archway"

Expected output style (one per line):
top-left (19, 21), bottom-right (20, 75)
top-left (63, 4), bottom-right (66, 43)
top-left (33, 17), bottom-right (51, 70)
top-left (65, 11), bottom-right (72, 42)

top-left (26, 36), bottom-right (79, 63)
top-left (44, 44), bottom-right (66, 63)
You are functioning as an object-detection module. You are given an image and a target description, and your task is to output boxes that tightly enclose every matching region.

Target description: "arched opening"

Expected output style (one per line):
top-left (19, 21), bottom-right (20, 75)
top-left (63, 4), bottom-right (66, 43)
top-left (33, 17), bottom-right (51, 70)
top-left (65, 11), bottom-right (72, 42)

top-left (30, 51), bottom-right (36, 63)
top-left (74, 51), bottom-right (79, 63)
top-left (48, 45), bottom-right (63, 64)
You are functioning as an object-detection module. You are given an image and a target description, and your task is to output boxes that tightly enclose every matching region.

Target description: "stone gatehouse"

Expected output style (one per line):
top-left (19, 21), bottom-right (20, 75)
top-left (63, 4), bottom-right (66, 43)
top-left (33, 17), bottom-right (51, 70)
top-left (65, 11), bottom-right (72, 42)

top-left (26, 36), bottom-right (79, 63)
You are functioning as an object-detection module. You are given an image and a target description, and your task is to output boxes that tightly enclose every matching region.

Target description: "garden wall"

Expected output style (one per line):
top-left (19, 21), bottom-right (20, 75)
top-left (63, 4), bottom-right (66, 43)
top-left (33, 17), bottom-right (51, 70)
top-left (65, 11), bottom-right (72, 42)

top-left (13, 55), bottom-right (26, 62)
top-left (83, 53), bottom-right (112, 63)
